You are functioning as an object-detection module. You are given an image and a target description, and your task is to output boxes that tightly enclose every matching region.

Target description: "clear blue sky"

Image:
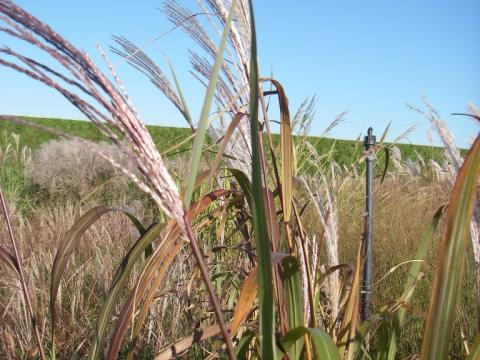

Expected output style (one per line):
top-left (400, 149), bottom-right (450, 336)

top-left (0, 1), bottom-right (478, 148)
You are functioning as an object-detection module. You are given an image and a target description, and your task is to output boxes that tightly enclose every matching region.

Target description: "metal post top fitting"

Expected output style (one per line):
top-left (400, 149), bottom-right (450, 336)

top-left (364, 127), bottom-right (376, 150)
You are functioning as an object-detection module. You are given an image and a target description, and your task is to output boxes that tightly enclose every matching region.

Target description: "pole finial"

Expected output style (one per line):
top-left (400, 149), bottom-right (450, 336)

top-left (364, 127), bottom-right (376, 149)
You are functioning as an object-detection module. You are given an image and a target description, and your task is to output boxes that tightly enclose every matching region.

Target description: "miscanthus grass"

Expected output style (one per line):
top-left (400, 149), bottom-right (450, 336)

top-left (0, 1), bottom-right (479, 359)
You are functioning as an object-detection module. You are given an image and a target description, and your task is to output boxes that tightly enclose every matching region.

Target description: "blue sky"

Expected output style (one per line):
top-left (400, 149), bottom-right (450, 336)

top-left (0, 1), bottom-right (478, 148)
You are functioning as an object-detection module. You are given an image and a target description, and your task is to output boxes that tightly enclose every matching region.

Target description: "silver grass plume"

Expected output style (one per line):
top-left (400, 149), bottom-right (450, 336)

top-left (0, 0), bottom-right (184, 226)
top-left (0, 2), bottom-right (237, 356)
top-left (111, 0), bottom-right (253, 178)
top-left (410, 97), bottom-right (480, 282)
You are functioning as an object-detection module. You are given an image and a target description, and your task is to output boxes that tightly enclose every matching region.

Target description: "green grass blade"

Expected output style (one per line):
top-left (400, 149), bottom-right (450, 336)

top-left (183, 0), bottom-right (237, 208)
top-left (167, 59), bottom-right (193, 129)
top-left (420, 134), bottom-right (480, 359)
top-left (236, 330), bottom-right (255, 360)
top-left (281, 255), bottom-right (304, 360)
top-left (279, 326), bottom-right (340, 360)
top-left (88, 223), bottom-right (164, 360)
top-left (247, 0), bottom-right (275, 358)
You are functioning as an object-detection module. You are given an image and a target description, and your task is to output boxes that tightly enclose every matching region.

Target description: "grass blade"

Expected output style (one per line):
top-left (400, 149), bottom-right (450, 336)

top-left (279, 326), bottom-right (340, 360)
top-left (155, 324), bottom-right (225, 360)
top-left (247, 0), bottom-right (275, 358)
top-left (50, 206), bottom-right (145, 339)
top-left (167, 59), bottom-right (193, 130)
top-left (106, 190), bottom-right (232, 359)
top-left (420, 134), bottom-right (480, 359)
top-left (183, 0), bottom-right (237, 207)
top-left (231, 268), bottom-right (258, 335)
top-left (281, 255), bottom-right (304, 360)
top-left (88, 222), bottom-right (164, 360)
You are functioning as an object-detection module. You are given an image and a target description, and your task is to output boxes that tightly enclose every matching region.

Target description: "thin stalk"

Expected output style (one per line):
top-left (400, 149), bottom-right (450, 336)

top-left (182, 215), bottom-right (236, 360)
top-left (0, 182), bottom-right (46, 360)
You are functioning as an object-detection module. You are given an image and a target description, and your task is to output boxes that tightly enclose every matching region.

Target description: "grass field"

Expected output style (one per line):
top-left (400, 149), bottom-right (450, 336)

top-left (0, 116), bottom-right (477, 359)
top-left (0, 116), bottom-right (449, 166)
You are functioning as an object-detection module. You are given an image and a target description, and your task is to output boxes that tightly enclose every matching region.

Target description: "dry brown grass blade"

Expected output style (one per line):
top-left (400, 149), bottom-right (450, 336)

top-left (338, 229), bottom-right (364, 359)
top-left (106, 225), bottom-right (183, 359)
top-left (261, 78), bottom-right (294, 250)
top-left (230, 267), bottom-right (258, 335)
top-left (155, 324), bottom-right (227, 360)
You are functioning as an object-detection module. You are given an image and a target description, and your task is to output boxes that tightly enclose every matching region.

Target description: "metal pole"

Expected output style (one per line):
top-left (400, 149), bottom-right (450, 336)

top-left (362, 127), bottom-right (375, 321)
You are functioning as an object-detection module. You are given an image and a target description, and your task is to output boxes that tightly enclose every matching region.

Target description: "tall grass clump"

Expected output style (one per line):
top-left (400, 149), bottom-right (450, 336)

top-left (26, 139), bottom-right (139, 201)
top-left (0, 0), bottom-right (479, 359)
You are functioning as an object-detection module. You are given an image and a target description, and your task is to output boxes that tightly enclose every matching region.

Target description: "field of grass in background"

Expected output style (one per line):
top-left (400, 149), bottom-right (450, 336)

top-left (0, 116), bottom-right (450, 165)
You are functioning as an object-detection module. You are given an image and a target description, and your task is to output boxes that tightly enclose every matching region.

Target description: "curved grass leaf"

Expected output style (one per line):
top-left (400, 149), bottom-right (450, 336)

top-left (229, 168), bottom-right (253, 205)
top-left (106, 190), bottom-right (232, 359)
top-left (279, 326), bottom-right (340, 360)
top-left (236, 330), bottom-right (256, 360)
top-left (50, 206), bottom-right (145, 339)
top-left (88, 222), bottom-right (164, 360)
top-left (261, 79), bottom-right (293, 225)
top-left (107, 231), bottom-right (183, 360)
top-left (420, 134), bottom-right (480, 359)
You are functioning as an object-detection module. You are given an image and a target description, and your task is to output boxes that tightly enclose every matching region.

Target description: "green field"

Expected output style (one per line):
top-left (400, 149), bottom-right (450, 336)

top-left (0, 116), bottom-right (448, 166)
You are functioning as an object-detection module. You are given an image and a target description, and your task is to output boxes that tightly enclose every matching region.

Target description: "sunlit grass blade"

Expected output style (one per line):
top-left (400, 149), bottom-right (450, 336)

top-left (261, 79), bottom-right (294, 248)
top-left (247, 0), bottom-right (275, 358)
top-left (183, 0), bottom-right (237, 208)
top-left (88, 222), bottom-right (164, 360)
top-left (420, 134), bottom-right (480, 359)
top-left (155, 324), bottom-right (225, 360)
top-left (231, 268), bottom-right (258, 336)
